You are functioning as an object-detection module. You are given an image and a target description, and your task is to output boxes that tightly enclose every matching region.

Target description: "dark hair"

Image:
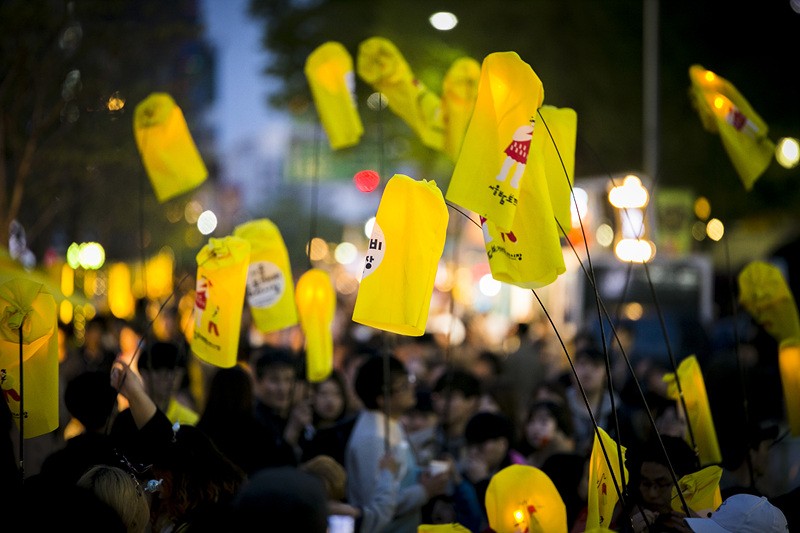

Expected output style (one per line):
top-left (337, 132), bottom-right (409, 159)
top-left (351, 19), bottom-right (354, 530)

top-left (252, 345), bottom-right (298, 380)
top-left (64, 371), bottom-right (117, 430)
top-left (230, 467), bottom-right (328, 532)
top-left (465, 411), bottom-right (515, 445)
top-left (311, 369), bottom-right (351, 423)
top-left (354, 354), bottom-right (406, 410)
top-left (625, 435), bottom-right (700, 484)
top-left (139, 341), bottom-right (183, 371)
top-left (433, 368), bottom-right (481, 398)
top-left (527, 400), bottom-right (575, 438)
top-left (574, 346), bottom-right (606, 366)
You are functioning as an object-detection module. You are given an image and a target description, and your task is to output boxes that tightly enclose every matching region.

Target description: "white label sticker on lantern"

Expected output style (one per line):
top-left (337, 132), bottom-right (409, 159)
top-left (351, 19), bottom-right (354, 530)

top-left (246, 261), bottom-right (285, 308)
top-left (361, 222), bottom-right (385, 279)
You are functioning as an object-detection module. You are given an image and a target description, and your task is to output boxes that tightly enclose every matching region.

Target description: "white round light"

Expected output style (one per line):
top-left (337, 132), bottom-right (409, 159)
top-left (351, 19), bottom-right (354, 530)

top-left (429, 12), bottom-right (458, 31)
top-left (478, 273), bottom-right (501, 296)
top-left (334, 242), bottom-right (358, 265)
top-left (197, 210), bottom-right (218, 235)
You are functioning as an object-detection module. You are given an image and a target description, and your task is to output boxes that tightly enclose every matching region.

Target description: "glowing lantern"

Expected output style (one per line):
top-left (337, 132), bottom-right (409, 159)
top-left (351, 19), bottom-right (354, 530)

top-left (357, 37), bottom-right (443, 150)
top-left (738, 260), bottom-right (800, 435)
top-left (535, 105), bottom-right (578, 232)
top-left (441, 57), bottom-right (481, 162)
top-left (305, 41), bottom-right (363, 150)
top-left (133, 92), bottom-right (208, 202)
top-left (354, 169), bottom-right (380, 193)
top-left (586, 428), bottom-right (627, 530)
top-left (108, 263), bottom-right (135, 319)
top-left (352, 174), bottom-right (448, 336)
top-left (485, 464), bottom-right (567, 533)
top-left (418, 524), bottom-right (471, 533)
top-left (663, 355), bottom-right (722, 466)
top-left (779, 343), bottom-right (800, 436)
top-left (295, 269), bottom-right (336, 382)
top-left (191, 236), bottom-right (250, 368)
top-left (738, 260), bottom-right (800, 344)
top-left (234, 219), bottom-right (298, 334)
top-left (689, 65), bottom-right (775, 190)
top-left (446, 51), bottom-right (544, 231)
top-left (0, 278), bottom-right (59, 438)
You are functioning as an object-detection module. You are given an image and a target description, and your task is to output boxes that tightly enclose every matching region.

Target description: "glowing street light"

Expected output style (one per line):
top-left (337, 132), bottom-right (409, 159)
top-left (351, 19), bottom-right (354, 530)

top-left (608, 174), bottom-right (655, 262)
top-left (429, 12), bottom-right (458, 30)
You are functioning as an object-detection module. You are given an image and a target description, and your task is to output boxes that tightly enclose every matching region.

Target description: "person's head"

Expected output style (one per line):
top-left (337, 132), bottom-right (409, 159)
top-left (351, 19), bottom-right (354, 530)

top-left (401, 388), bottom-right (438, 434)
top-left (84, 316), bottom-right (107, 351)
top-left (138, 341), bottom-right (185, 409)
top-left (311, 370), bottom-right (349, 426)
top-left (721, 420), bottom-right (779, 479)
top-left (625, 435), bottom-right (700, 513)
top-left (299, 454), bottom-right (347, 502)
top-left (202, 365), bottom-right (254, 418)
top-left (685, 493), bottom-right (788, 533)
top-left (524, 400), bottom-right (574, 449)
top-left (432, 368), bottom-right (481, 428)
top-left (465, 411), bottom-right (515, 471)
top-left (572, 347), bottom-right (607, 395)
top-left (252, 345), bottom-right (298, 414)
top-left (150, 425), bottom-right (245, 526)
top-left (64, 371), bottom-right (118, 432)
top-left (354, 354), bottom-right (416, 417)
top-left (77, 465), bottom-right (151, 533)
top-left (229, 466), bottom-right (328, 532)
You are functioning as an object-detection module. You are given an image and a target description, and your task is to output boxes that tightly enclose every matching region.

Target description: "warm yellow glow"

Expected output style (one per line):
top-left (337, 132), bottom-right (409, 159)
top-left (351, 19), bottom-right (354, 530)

top-left (308, 237), bottom-right (329, 262)
top-left (429, 11), bottom-right (458, 30)
top-left (694, 196), bottom-right (711, 220)
top-left (334, 242), bottom-right (358, 264)
top-left (145, 250), bottom-right (175, 300)
top-left (107, 92), bottom-right (125, 111)
top-left (61, 264), bottom-right (74, 297)
top-left (776, 137), bottom-right (800, 169)
top-left (608, 175), bottom-right (649, 208)
top-left (596, 224), bottom-right (615, 247)
top-left (108, 262), bottom-right (135, 319)
top-left (706, 218), bottom-right (725, 241)
top-left (713, 95), bottom-right (725, 111)
top-left (434, 261), bottom-right (453, 292)
top-left (623, 302), bottom-right (644, 320)
top-left (513, 509), bottom-right (525, 523)
top-left (615, 238), bottom-right (656, 262)
top-left (184, 200), bottom-right (203, 224)
top-left (83, 270), bottom-right (97, 297)
top-left (59, 299), bottom-right (73, 324)
top-left (335, 271), bottom-right (359, 295)
top-left (704, 71), bottom-right (716, 83)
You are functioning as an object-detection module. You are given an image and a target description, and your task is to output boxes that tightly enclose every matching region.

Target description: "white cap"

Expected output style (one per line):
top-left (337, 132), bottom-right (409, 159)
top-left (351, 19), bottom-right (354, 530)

top-left (685, 494), bottom-right (788, 533)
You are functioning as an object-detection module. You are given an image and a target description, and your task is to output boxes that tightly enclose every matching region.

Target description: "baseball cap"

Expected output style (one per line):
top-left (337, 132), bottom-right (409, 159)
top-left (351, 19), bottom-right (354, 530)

top-left (685, 494), bottom-right (788, 533)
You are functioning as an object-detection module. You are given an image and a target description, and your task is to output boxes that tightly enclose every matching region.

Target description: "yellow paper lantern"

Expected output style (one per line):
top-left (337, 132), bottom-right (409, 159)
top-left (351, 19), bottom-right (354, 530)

top-left (352, 174), bottom-right (448, 336)
top-left (779, 343), bottom-right (800, 436)
top-left (295, 269), bottom-right (336, 383)
top-left (446, 51), bottom-right (544, 231)
top-left (357, 37), bottom-right (443, 150)
top-left (418, 524), bottom-right (471, 533)
top-left (441, 56), bottom-right (481, 162)
top-left (688, 65), bottom-right (775, 191)
top-left (738, 260), bottom-right (800, 344)
top-left (663, 355), bottom-right (722, 466)
top-left (305, 41), bottom-right (364, 150)
top-left (586, 428), bottom-right (627, 531)
top-left (536, 105), bottom-right (578, 232)
top-left (671, 465), bottom-right (723, 517)
top-left (191, 236), bottom-right (250, 368)
top-left (234, 219), bottom-right (298, 334)
top-left (485, 464), bottom-right (567, 533)
top-left (107, 262), bottom-right (135, 320)
top-left (0, 278), bottom-right (59, 438)
top-left (133, 92), bottom-right (208, 202)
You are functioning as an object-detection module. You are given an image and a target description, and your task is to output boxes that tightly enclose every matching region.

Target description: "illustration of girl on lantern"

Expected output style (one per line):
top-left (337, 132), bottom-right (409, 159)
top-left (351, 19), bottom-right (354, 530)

top-left (496, 118), bottom-right (535, 189)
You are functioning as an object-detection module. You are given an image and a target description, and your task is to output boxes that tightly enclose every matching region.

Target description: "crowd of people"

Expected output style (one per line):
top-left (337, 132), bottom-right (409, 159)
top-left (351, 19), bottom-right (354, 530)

top-left (2, 305), bottom-right (797, 532)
